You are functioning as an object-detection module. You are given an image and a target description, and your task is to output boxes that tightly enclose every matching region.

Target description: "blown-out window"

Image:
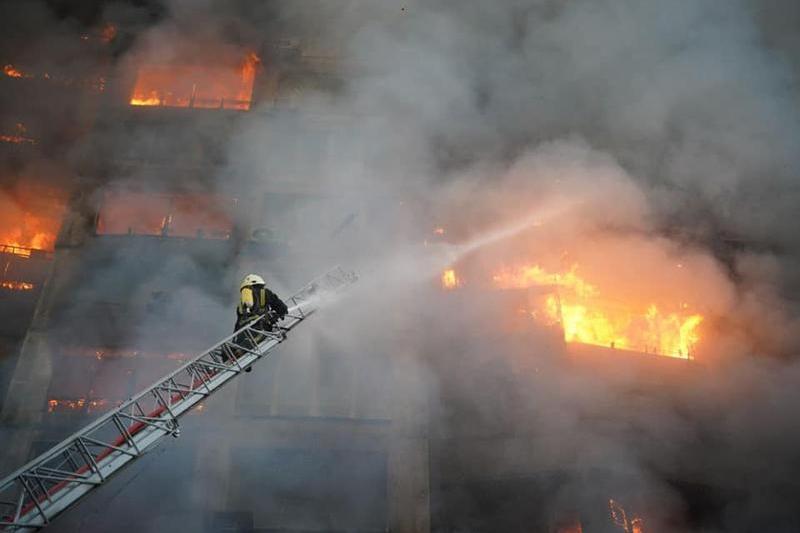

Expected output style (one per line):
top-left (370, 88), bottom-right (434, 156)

top-left (129, 53), bottom-right (259, 110)
top-left (96, 191), bottom-right (235, 239)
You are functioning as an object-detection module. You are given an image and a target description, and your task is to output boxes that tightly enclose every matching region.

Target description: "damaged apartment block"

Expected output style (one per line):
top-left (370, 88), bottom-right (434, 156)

top-left (2, 1), bottom-right (800, 533)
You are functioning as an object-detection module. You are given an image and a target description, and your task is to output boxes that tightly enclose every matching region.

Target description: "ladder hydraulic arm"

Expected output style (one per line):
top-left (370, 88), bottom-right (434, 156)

top-left (0, 266), bottom-right (357, 532)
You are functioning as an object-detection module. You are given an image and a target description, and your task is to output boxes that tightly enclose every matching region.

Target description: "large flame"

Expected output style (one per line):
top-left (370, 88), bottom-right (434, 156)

top-left (130, 52), bottom-right (260, 110)
top-left (493, 264), bottom-right (703, 359)
top-left (0, 213), bottom-right (62, 257)
top-left (0, 184), bottom-right (67, 257)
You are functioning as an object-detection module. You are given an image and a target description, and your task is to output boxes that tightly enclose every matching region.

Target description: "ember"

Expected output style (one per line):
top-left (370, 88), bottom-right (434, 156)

top-left (129, 52), bottom-right (260, 110)
top-left (493, 264), bottom-right (703, 359)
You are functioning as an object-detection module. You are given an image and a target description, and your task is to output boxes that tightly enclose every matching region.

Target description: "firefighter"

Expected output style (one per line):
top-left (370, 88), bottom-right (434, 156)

top-left (229, 274), bottom-right (289, 372)
top-left (235, 273), bottom-right (289, 332)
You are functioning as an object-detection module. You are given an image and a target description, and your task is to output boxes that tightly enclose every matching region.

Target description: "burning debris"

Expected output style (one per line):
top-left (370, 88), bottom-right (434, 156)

top-left (129, 52), bottom-right (260, 110)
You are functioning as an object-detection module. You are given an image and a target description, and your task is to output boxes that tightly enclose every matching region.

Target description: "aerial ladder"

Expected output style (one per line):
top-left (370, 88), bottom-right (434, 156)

top-left (0, 266), bottom-right (357, 532)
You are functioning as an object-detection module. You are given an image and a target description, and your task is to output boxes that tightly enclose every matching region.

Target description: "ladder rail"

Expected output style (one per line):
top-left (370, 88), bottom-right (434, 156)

top-left (0, 266), bottom-right (356, 532)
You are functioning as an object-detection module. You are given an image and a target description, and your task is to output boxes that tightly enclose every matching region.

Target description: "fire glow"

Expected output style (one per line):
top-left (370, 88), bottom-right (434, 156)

top-left (129, 52), bottom-right (259, 110)
top-left (491, 264), bottom-right (703, 359)
top-left (0, 184), bottom-right (66, 257)
top-left (96, 190), bottom-right (235, 239)
top-left (0, 123), bottom-right (37, 145)
top-left (3, 63), bottom-right (105, 92)
top-left (0, 213), bottom-right (62, 257)
top-left (441, 268), bottom-right (460, 290)
top-left (3, 64), bottom-right (28, 79)
top-left (0, 281), bottom-right (34, 291)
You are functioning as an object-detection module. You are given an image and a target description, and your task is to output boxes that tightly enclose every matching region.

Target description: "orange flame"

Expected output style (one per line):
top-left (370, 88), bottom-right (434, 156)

top-left (0, 185), bottom-right (66, 256)
top-left (3, 64), bottom-right (26, 78)
top-left (0, 281), bottom-right (34, 291)
top-left (494, 264), bottom-right (703, 359)
top-left (0, 212), bottom-right (60, 255)
top-left (441, 268), bottom-right (460, 290)
top-left (130, 52), bottom-right (260, 110)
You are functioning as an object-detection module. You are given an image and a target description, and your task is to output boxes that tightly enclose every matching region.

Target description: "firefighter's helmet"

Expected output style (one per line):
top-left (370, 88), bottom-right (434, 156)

top-left (240, 274), bottom-right (265, 291)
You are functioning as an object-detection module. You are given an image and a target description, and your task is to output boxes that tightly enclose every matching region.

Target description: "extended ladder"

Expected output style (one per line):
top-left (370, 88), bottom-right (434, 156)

top-left (0, 266), bottom-right (357, 532)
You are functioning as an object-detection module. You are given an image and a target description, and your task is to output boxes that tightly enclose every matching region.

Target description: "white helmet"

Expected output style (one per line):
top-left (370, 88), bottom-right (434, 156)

top-left (240, 274), bottom-right (265, 291)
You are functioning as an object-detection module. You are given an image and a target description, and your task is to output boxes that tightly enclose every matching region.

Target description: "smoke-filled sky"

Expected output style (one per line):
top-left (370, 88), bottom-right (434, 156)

top-left (4, 0), bottom-right (800, 531)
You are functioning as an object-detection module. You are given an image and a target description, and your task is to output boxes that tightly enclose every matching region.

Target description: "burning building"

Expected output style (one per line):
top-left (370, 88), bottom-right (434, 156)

top-left (1, 1), bottom-right (800, 533)
top-left (0, 3), bottom-right (402, 532)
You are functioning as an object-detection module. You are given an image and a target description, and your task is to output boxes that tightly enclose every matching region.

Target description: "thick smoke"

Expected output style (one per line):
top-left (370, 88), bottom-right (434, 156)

top-left (248, 0), bottom-right (800, 530)
top-left (3, 0), bottom-right (800, 531)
